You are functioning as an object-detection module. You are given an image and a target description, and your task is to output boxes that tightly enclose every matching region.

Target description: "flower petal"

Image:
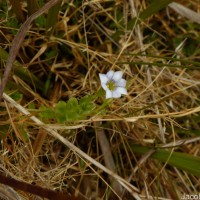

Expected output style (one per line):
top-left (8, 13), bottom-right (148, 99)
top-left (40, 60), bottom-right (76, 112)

top-left (115, 78), bottom-right (126, 87)
top-left (106, 70), bottom-right (114, 79)
top-left (112, 90), bottom-right (121, 98)
top-left (106, 90), bottom-right (112, 99)
top-left (99, 73), bottom-right (108, 84)
top-left (101, 83), bottom-right (108, 91)
top-left (112, 71), bottom-right (123, 82)
top-left (115, 87), bottom-right (127, 95)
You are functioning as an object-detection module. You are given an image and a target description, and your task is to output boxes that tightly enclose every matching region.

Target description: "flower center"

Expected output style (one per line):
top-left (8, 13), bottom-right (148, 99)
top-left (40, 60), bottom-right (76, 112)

top-left (107, 80), bottom-right (116, 91)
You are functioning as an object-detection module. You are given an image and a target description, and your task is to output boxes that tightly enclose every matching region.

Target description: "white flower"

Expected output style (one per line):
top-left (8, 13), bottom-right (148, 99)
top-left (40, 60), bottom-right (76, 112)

top-left (99, 70), bottom-right (127, 99)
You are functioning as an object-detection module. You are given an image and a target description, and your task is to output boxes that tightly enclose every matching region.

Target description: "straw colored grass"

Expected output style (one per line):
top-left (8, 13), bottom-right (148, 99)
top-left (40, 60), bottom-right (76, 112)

top-left (1, 0), bottom-right (200, 199)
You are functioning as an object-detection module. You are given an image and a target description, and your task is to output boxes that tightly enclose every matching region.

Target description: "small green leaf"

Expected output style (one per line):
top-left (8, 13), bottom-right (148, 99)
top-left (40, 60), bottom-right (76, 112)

top-left (65, 110), bottom-right (81, 121)
top-left (28, 102), bottom-right (36, 110)
top-left (79, 158), bottom-right (85, 169)
top-left (39, 106), bottom-right (55, 121)
top-left (79, 95), bottom-right (95, 114)
top-left (66, 97), bottom-right (79, 107)
top-left (11, 92), bottom-right (23, 101)
top-left (39, 95), bottom-right (97, 123)
top-left (45, 49), bottom-right (56, 59)
top-left (35, 15), bottom-right (46, 28)
top-left (55, 101), bottom-right (68, 123)
top-left (17, 125), bottom-right (29, 142)
top-left (65, 98), bottom-right (81, 121)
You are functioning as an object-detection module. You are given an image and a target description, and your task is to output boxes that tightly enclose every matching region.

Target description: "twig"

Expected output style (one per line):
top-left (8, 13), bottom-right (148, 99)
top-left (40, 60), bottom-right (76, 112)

top-left (0, 173), bottom-right (82, 200)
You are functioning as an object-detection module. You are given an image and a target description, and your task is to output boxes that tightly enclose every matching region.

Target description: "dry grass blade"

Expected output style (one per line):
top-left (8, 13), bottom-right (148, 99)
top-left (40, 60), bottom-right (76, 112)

top-left (2, 92), bottom-right (140, 199)
top-left (32, 128), bottom-right (47, 156)
top-left (169, 2), bottom-right (200, 24)
top-left (0, 184), bottom-right (22, 200)
top-left (0, 0), bottom-right (61, 100)
top-left (95, 122), bottom-right (122, 196)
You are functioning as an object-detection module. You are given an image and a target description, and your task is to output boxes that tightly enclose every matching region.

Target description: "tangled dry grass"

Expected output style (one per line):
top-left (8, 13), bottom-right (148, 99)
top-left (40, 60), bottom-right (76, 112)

top-left (1, 0), bottom-right (200, 199)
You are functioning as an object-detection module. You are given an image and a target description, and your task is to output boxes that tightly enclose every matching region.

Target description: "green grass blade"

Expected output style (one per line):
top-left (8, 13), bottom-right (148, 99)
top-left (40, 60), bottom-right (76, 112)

top-left (139, 0), bottom-right (173, 21)
top-left (121, 53), bottom-right (200, 68)
top-left (128, 0), bottom-right (173, 29)
top-left (130, 144), bottom-right (200, 177)
top-left (46, 1), bottom-right (62, 35)
top-left (117, 61), bottom-right (200, 69)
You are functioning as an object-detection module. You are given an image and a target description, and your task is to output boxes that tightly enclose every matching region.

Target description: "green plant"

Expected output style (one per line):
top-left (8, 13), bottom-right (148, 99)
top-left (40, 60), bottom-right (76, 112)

top-left (39, 95), bottom-right (96, 123)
